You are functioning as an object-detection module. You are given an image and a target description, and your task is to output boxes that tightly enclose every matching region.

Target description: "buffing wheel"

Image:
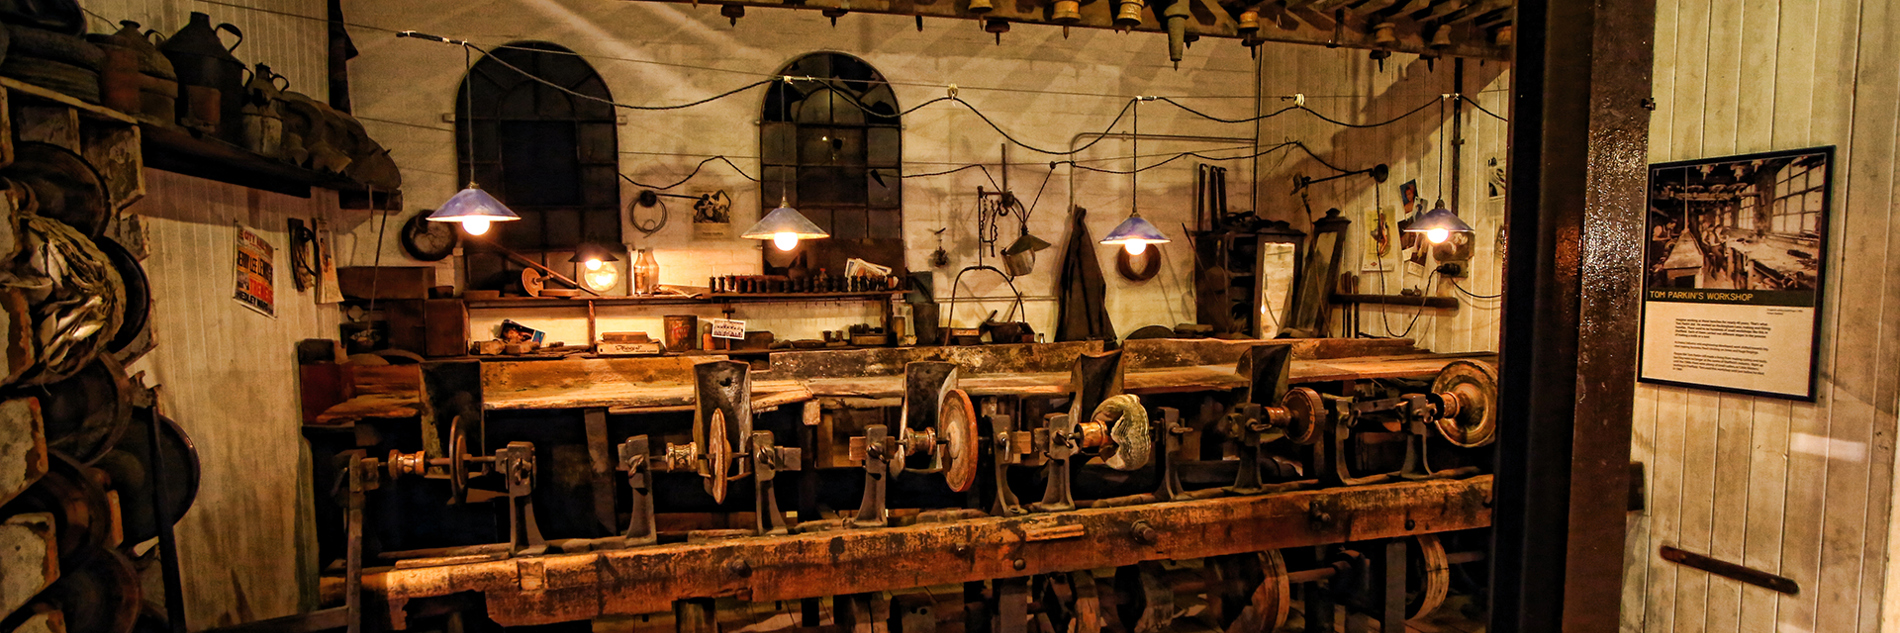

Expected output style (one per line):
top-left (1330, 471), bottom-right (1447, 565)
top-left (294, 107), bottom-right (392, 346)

top-left (1430, 360), bottom-right (1499, 447)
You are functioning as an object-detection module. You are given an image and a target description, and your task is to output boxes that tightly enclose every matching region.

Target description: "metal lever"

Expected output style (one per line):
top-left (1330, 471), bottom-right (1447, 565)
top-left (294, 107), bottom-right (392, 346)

top-left (851, 425), bottom-right (896, 528)
top-left (751, 431), bottom-right (801, 535)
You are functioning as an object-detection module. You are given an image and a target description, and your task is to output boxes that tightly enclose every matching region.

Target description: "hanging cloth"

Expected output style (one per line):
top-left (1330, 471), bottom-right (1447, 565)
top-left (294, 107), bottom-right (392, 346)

top-left (1056, 206), bottom-right (1116, 343)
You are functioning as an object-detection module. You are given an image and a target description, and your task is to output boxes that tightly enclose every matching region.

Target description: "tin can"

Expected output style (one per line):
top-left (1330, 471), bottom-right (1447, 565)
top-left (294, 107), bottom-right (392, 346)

top-left (664, 315), bottom-right (698, 352)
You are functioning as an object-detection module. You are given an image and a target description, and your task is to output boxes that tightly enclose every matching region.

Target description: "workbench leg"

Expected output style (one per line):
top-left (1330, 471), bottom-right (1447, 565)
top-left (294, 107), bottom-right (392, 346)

top-left (802, 599), bottom-right (823, 628)
top-left (839, 593), bottom-right (891, 633)
top-left (585, 408), bottom-right (617, 534)
top-left (1303, 578), bottom-right (1333, 633)
top-left (1380, 539), bottom-right (1407, 633)
top-left (995, 578), bottom-right (1030, 633)
top-left (964, 582), bottom-right (990, 633)
top-left (675, 598), bottom-right (718, 633)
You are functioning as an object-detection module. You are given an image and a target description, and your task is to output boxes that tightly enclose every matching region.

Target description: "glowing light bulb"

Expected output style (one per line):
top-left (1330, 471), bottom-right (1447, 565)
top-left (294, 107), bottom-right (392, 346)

top-left (1124, 240), bottom-right (1148, 256)
top-left (1426, 228), bottom-right (1449, 244)
top-left (585, 258), bottom-right (603, 271)
top-left (773, 232), bottom-right (800, 251)
top-left (462, 217), bottom-right (491, 236)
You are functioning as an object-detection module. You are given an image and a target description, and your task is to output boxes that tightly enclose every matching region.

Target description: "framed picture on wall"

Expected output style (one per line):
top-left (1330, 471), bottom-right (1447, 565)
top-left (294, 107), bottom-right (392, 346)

top-left (1639, 146), bottom-right (1833, 401)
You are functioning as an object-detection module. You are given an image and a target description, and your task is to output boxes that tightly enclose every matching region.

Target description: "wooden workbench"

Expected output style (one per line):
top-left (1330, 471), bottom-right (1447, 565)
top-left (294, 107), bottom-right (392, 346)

top-left (311, 338), bottom-right (1487, 421)
top-left (332, 476), bottom-right (1493, 629)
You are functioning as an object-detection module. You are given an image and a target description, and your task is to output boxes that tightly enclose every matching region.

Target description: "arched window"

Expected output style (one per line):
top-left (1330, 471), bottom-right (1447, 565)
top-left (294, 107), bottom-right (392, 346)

top-left (456, 42), bottom-right (620, 289)
top-left (760, 53), bottom-right (903, 276)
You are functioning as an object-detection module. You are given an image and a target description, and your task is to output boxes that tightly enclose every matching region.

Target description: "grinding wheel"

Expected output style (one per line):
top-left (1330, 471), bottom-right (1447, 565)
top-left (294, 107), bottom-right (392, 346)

top-left (1091, 394), bottom-right (1151, 471)
top-left (1279, 387), bottom-right (1324, 446)
top-left (521, 268), bottom-right (545, 297)
top-left (1406, 534), bottom-right (1452, 622)
top-left (1430, 360), bottom-right (1498, 447)
top-left (706, 408), bottom-right (731, 503)
top-left (447, 417), bottom-right (470, 505)
top-left (940, 388), bottom-right (979, 492)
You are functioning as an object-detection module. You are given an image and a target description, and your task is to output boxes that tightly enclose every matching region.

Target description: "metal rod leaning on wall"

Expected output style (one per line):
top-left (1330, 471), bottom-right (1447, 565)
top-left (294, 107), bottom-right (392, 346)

top-left (467, 235), bottom-right (602, 296)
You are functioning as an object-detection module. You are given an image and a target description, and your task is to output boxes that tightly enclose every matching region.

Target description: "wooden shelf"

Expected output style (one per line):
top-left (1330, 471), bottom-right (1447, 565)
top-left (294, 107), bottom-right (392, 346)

top-left (0, 77), bottom-right (136, 124)
top-left (139, 122), bottom-right (401, 209)
top-left (465, 291), bottom-right (899, 310)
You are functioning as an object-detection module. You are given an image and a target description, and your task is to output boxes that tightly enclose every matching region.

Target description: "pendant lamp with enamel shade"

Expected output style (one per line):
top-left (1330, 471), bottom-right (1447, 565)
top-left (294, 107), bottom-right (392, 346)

top-left (1403, 199), bottom-right (1475, 244)
top-left (743, 196), bottom-right (830, 251)
top-left (429, 183), bottom-right (520, 236)
top-left (1100, 97), bottom-right (1170, 255)
top-left (429, 39), bottom-right (519, 236)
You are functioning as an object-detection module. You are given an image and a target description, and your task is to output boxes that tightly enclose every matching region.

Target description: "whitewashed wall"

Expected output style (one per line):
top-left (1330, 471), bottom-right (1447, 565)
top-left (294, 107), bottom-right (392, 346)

top-left (126, 172), bottom-right (342, 628)
top-left (1620, 0), bottom-right (1900, 632)
top-left (1248, 48), bottom-right (1509, 354)
top-left (78, 1), bottom-right (339, 628)
top-left (339, 0), bottom-right (1500, 350)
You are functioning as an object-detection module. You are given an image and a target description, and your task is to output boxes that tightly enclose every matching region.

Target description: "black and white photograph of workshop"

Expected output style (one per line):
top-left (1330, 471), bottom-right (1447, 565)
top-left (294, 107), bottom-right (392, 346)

top-left (1638, 147), bottom-right (1832, 401)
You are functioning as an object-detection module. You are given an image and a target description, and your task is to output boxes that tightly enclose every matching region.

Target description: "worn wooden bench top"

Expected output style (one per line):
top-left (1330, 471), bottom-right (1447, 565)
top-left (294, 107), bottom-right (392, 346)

top-left (311, 339), bottom-right (1489, 421)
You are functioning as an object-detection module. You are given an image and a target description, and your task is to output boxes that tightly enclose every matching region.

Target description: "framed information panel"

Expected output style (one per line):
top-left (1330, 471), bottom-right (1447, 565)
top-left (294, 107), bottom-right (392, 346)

top-left (1640, 147), bottom-right (1832, 400)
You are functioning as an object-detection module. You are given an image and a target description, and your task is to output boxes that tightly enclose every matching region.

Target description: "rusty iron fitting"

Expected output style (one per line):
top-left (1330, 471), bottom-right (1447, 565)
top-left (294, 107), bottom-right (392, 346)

top-left (1051, 0), bottom-right (1081, 23)
top-left (1113, 0), bottom-right (1143, 29)
top-left (662, 442), bottom-right (701, 472)
top-left (386, 450), bottom-right (427, 479)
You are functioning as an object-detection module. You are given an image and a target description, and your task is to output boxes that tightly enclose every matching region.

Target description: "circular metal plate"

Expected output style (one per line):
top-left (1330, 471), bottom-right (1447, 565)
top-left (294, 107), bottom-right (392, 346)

top-left (7, 142), bottom-right (109, 237)
top-left (448, 419), bottom-right (470, 505)
top-left (93, 237), bottom-right (148, 356)
top-left (95, 408), bottom-right (199, 546)
top-left (38, 354), bottom-right (132, 464)
top-left (1406, 534), bottom-right (1451, 622)
top-left (1430, 360), bottom-right (1499, 447)
top-left (940, 388), bottom-right (979, 492)
top-left (706, 408), bottom-right (731, 503)
top-left (14, 451), bottom-right (112, 566)
top-left (1280, 387), bottom-right (1324, 445)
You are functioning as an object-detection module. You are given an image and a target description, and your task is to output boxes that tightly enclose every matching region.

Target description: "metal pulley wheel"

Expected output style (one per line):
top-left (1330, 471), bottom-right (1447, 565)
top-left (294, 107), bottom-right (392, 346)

top-left (1090, 394), bottom-right (1150, 471)
top-left (939, 388), bottom-right (980, 492)
top-left (1430, 360), bottom-right (1499, 448)
top-left (43, 546), bottom-right (141, 633)
top-left (1279, 387), bottom-right (1325, 445)
top-left (92, 408), bottom-right (199, 546)
top-left (1405, 534), bottom-right (1452, 622)
top-left (35, 354), bottom-right (132, 464)
top-left (9, 451), bottom-right (112, 566)
top-left (1204, 551), bottom-right (1291, 633)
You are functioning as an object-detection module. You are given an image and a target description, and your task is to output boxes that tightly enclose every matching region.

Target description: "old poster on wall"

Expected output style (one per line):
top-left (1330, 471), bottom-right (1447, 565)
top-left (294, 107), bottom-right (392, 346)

top-left (1640, 147), bottom-right (1832, 400)
top-left (234, 226), bottom-right (276, 317)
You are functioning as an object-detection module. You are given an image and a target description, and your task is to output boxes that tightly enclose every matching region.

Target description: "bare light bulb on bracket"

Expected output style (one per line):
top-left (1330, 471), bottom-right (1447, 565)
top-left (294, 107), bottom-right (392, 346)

top-left (773, 232), bottom-right (800, 251)
top-left (461, 217), bottom-right (491, 236)
top-left (1426, 228), bottom-right (1450, 244)
top-left (1124, 240), bottom-right (1149, 255)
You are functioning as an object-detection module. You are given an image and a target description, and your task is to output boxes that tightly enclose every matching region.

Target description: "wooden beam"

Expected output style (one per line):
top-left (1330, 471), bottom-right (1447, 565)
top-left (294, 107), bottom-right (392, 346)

top-left (617, 0), bottom-right (1510, 60)
top-left (350, 476), bottom-right (1493, 628)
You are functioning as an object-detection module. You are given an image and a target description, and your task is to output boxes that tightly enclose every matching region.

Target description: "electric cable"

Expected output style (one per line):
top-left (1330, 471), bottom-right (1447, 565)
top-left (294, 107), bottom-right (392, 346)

top-left (1451, 279), bottom-right (1503, 299)
top-left (1460, 94), bottom-right (1509, 122)
top-left (619, 157), bottom-right (760, 189)
top-left (1295, 96), bottom-right (1446, 129)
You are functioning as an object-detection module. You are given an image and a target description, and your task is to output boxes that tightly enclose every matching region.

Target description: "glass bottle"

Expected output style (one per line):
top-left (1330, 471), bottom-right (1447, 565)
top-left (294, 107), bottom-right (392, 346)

top-left (633, 248), bottom-right (660, 295)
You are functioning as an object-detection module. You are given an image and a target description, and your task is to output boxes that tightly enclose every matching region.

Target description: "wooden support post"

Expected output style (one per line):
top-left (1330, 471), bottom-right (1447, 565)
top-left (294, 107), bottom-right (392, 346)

top-left (584, 408), bottom-right (616, 534)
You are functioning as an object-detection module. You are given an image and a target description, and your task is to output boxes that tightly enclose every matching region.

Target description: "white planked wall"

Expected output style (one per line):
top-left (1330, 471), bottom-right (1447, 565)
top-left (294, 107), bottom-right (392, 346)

top-left (75, 0), bottom-right (341, 628)
top-left (1620, 0), bottom-right (1900, 632)
top-left (126, 172), bottom-right (343, 628)
top-left (339, 0), bottom-right (1501, 350)
top-left (1247, 48), bottom-right (1509, 355)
